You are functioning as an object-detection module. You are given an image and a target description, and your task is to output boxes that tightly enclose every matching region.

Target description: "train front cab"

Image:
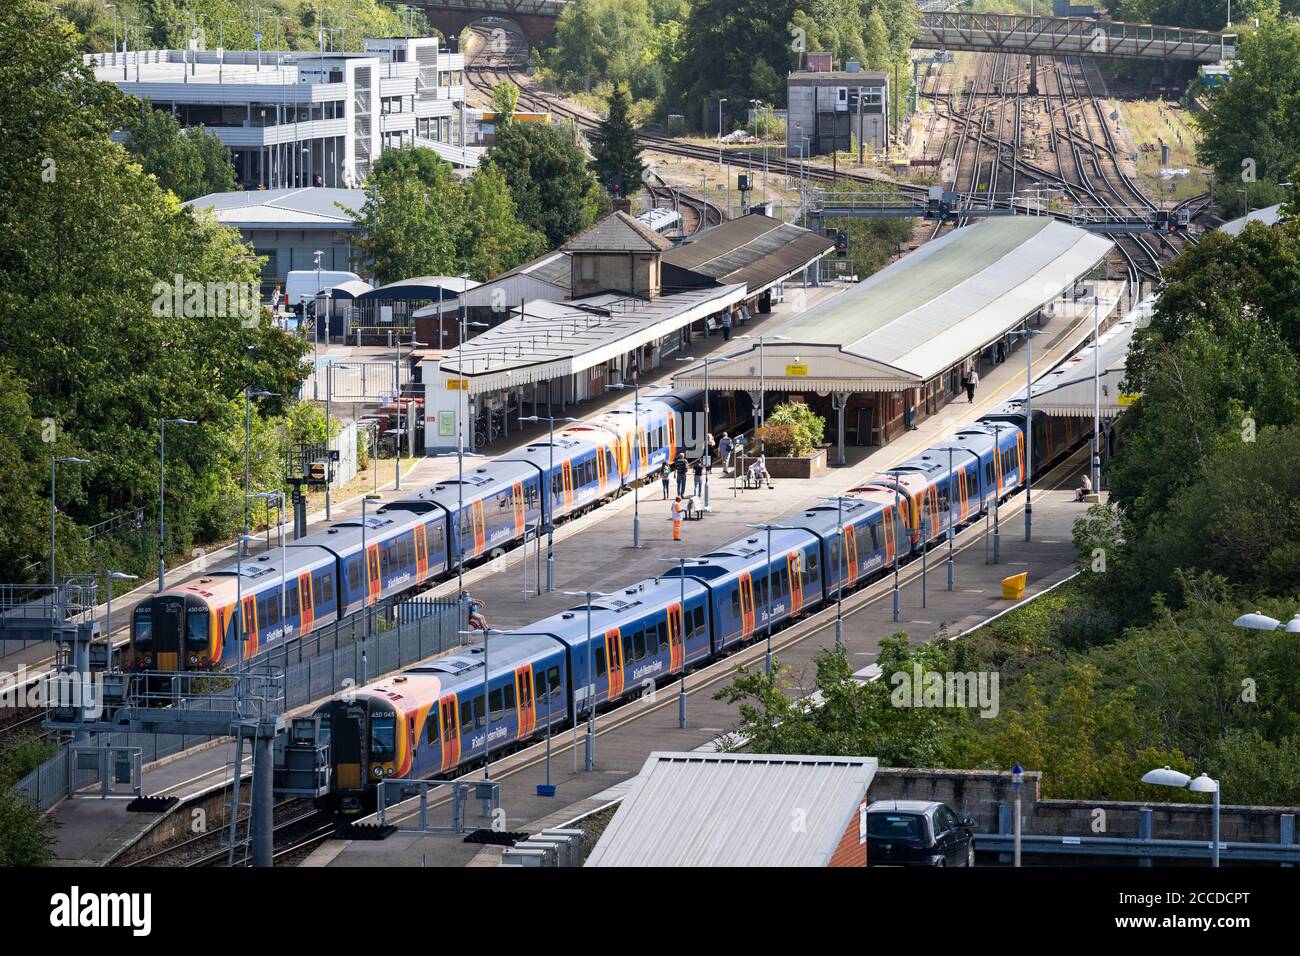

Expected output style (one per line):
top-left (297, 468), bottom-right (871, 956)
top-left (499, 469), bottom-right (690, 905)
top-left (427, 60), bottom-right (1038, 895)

top-left (316, 696), bottom-right (399, 814)
top-left (132, 589), bottom-right (222, 674)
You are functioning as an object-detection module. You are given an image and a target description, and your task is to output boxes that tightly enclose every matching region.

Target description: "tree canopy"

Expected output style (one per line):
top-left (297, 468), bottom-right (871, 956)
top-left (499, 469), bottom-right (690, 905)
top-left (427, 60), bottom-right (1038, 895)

top-left (589, 83), bottom-right (646, 198)
top-left (484, 122), bottom-right (604, 248)
top-left (123, 105), bottom-right (237, 200)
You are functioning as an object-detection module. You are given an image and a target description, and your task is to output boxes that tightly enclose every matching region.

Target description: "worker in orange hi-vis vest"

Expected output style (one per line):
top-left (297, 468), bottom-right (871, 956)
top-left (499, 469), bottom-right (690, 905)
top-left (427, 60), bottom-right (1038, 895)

top-left (670, 495), bottom-right (684, 541)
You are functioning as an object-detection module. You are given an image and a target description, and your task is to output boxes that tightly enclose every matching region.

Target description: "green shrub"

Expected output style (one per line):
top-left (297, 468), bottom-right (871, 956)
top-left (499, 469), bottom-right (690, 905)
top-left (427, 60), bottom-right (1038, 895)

top-left (764, 402), bottom-right (825, 457)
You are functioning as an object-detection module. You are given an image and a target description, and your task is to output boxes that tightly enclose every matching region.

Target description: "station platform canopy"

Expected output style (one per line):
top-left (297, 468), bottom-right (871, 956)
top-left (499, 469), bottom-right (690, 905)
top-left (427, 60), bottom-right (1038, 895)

top-left (673, 216), bottom-right (1113, 393)
top-left (358, 275), bottom-right (479, 302)
top-left (1219, 203), bottom-right (1283, 236)
top-left (1009, 294), bottom-right (1154, 419)
top-left (440, 284), bottom-right (746, 396)
top-left (661, 212), bottom-right (835, 296)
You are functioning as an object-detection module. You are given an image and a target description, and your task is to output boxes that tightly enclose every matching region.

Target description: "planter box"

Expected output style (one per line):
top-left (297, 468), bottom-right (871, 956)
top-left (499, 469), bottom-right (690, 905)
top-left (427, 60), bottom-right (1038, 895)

top-left (765, 448), bottom-right (828, 479)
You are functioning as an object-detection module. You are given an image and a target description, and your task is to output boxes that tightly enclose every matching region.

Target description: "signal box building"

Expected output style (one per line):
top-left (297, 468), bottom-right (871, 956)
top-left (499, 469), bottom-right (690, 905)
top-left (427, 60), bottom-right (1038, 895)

top-left (786, 62), bottom-right (889, 158)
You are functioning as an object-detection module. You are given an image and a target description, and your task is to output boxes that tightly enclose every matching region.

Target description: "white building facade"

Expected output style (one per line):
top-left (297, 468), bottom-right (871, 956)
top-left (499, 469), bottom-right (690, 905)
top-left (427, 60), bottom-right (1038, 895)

top-left (87, 36), bottom-right (476, 190)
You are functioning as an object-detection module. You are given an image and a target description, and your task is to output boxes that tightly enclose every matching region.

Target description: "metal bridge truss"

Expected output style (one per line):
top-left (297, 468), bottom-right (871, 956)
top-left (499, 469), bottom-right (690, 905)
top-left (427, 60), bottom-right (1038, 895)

top-left (416, 0), bottom-right (568, 17)
top-left (916, 13), bottom-right (1235, 63)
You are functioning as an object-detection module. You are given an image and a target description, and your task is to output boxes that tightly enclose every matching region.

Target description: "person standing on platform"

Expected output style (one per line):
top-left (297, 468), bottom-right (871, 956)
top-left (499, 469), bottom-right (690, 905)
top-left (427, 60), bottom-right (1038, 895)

top-left (717, 432), bottom-right (733, 474)
top-left (704, 433), bottom-right (717, 473)
top-left (721, 309), bottom-right (732, 341)
top-left (692, 457), bottom-right (704, 497)
top-left (670, 496), bottom-right (684, 541)
top-left (673, 455), bottom-right (688, 498)
top-left (660, 462), bottom-right (670, 500)
top-left (965, 366), bottom-right (979, 403)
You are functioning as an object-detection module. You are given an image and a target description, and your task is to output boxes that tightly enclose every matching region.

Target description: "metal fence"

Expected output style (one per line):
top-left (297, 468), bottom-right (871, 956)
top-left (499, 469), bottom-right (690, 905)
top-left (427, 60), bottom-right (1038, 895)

top-left (11, 596), bottom-right (464, 812)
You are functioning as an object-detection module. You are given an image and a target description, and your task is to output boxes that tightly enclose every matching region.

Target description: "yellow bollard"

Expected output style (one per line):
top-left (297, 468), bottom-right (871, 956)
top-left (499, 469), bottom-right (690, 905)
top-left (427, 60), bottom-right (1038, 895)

top-left (1001, 572), bottom-right (1028, 600)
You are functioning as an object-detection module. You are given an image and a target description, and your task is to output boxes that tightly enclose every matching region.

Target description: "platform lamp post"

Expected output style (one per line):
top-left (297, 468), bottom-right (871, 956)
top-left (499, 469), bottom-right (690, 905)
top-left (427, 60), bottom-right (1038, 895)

top-left (675, 353), bottom-right (738, 510)
top-left (737, 334), bottom-right (790, 452)
top-left (457, 627), bottom-right (508, 783)
top-left (947, 446), bottom-right (955, 591)
top-left (1091, 294), bottom-right (1102, 496)
top-left (1233, 611), bottom-right (1300, 633)
top-left (395, 336), bottom-right (428, 492)
top-left (607, 381), bottom-right (644, 548)
top-left (991, 422), bottom-right (1003, 564)
top-left (104, 571), bottom-right (137, 656)
top-left (1007, 327), bottom-right (1043, 541)
top-left (1141, 766), bottom-right (1222, 867)
top-left (453, 312), bottom-right (489, 604)
top-left (1011, 762), bottom-right (1024, 867)
top-left (520, 415), bottom-right (579, 592)
top-left (156, 417), bottom-right (197, 591)
top-left (325, 363), bottom-right (355, 520)
top-left (747, 522), bottom-right (795, 678)
top-left (817, 496), bottom-right (848, 653)
top-left (563, 590), bottom-right (607, 771)
top-left (246, 491), bottom-right (286, 620)
top-left (717, 97), bottom-right (727, 168)
top-left (243, 388), bottom-right (278, 556)
top-left (233, 534), bottom-right (257, 667)
top-left (661, 558), bottom-right (708, 727)
top-left (358, 492), bottom-right (382, 681)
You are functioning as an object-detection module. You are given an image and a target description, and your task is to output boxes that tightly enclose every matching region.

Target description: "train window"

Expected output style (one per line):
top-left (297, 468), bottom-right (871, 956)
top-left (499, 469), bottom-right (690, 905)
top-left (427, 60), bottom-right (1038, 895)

top-left (286, 583), bottom-right (298, 614)
top-left (595, 645), bottom-right (606, 677)
top-left (370, 712), bottom-right (396, 761)
top-left (692, 606), bottom-right (705, 637)
top-left (807, 550), bottom-right (818, 575)
top-left (460, 699), bottom-right (473, 732)
top-left (186, 607), bottom-right (208, 648)
top-left (347, 556), bottom-right (362, 589)
top-left (632, 630), bottom-right (646, 660)
top-left (657, 620), bottom-right (668, 650)
top-left (623, 632), bottom-right (635, 663)
top-left (504, 683), bottom-right (516, 712)
top-left (489, 687), bottom-right (504, 720)
top-left (731, 589), bottom-right (741, 617)
top-left (473, 695), bottom-right (486, 729)
top-left (263, 595), bottom-right (280, 628)
top-left (317, 572), bottom-right (334, 605)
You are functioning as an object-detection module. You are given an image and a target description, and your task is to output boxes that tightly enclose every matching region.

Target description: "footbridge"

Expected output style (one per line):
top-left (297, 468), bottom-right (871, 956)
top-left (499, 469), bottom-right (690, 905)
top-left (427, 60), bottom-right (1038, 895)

top-left (916, 13), bottom-right (1235, 63)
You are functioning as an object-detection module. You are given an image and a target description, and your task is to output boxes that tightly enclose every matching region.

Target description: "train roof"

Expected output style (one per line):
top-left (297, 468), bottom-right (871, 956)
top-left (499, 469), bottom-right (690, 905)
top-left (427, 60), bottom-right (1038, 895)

top-left (425, 458), bottom-right (541, 506)
top-left (499, 434), bottom-right (602, 469)
top-left (294, 505), bottom-right (429, 556)
top-left (783, 498), bottom-right (883, 537)
top-left (514, 578), bottom-right (709, 646)
top-left (667, 528), bottom-right (817, 581)
top-left (180, 542), bottom-right (336, 588)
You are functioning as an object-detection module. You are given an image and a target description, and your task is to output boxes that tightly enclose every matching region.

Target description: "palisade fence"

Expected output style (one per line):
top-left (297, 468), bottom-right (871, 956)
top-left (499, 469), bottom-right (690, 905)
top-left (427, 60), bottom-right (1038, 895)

top-left (12, 595), bottom-right (465, 812)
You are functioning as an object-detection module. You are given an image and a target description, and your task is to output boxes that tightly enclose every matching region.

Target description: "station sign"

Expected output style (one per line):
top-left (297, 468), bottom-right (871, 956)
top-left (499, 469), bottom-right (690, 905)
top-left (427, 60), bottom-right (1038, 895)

top-left (446, 378), bottom-right (470, 391)
top-left (1117, 392), bottom-right (1141, 407)
top-left (785, 363), bottom-right (809, 377)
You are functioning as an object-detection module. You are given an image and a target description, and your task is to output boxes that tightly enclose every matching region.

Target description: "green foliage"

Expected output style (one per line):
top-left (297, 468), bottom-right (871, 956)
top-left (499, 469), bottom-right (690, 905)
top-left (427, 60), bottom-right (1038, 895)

top-left (589, 84), bottom-right (646, 198)
top-left (1195, 17), bottom-right (1300, 195)
top-left (123, 105), bottom-right (237, 200)
top-left (485, 123), bottom-right (602, 248)
top-left (491, 80), bottom-right (521, 121)
top-left (0, 0), bottom-right (308, 585)
top-left (764, 401), bottom-right (825, 456)
top-left (0, 735), bottom-right (56, 866)
top-left (344, 146), bottom-right (545, 284)
top-left (541, 0), bottom-right (657, 96)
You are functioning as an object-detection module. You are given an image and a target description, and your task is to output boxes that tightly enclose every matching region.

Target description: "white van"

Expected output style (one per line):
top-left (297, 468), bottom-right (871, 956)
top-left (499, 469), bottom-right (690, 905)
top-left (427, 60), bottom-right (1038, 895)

top-left (284, 269), bottom-right (364, 307)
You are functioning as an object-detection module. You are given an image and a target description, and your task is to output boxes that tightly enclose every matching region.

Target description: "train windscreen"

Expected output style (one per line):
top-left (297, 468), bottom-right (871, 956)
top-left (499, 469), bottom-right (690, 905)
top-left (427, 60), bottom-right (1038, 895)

top-left (369, 710), bottom-right (396, 761)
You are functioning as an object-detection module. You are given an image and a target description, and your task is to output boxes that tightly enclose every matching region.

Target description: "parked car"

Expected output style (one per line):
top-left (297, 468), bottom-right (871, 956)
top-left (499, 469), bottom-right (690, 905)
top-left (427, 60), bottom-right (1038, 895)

top-left (865, 800), bottom-right (976, 867)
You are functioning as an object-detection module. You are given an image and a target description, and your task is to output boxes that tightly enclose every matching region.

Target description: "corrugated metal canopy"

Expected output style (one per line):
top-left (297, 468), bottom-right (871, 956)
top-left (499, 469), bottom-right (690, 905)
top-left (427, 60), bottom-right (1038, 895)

top-left (586, 752), bottom-right (878, 867)
top-left (359, 275), bottom-right (479, 302)
top-left (662, 213), bottom-right (833, 293)
top-left (441, 285), bottom-right (745, 396)
top-left (674, 217), bottom-right (1112, 391)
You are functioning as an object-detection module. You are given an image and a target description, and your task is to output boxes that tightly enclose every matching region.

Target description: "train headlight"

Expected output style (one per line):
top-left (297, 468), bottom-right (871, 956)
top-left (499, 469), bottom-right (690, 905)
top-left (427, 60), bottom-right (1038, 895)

top-left (189, 655), bottom-right (198, 664)
top-left (385, 768), bottom-right (394, 776)
top-left (373, 766), bottom-right (384, 778)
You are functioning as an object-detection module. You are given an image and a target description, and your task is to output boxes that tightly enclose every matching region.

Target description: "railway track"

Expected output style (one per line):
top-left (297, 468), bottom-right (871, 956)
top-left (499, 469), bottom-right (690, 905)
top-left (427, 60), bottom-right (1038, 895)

top-left (644, 171), bottom-right (723, 234)
top-left (122, 801), bottom-right (334, 867)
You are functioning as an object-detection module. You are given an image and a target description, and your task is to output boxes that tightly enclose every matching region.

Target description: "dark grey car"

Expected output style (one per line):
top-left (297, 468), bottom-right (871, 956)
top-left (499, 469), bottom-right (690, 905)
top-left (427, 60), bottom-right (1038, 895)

top-left (866, 799), bottom-right (976, 867)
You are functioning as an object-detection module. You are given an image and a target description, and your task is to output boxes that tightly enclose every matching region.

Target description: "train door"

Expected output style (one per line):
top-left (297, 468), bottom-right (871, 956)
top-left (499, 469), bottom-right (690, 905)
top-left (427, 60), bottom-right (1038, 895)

top-left (514, 666), bottom-right (536, 738)
top-left (667, 603), bottom-right (684, 672)
top-left (333, 703), bottom-right (366, 792)
top-left (414, 525), bottom-right (429, 580)
top-left (667, 414), bottom-right (677, 462)
top-left (637, 425), bottom-right (649, 471)
top-left (738, 572), bottom-right (756, 640)
top-left (958, 468), bottom-right (970, 522)
top-left (994, 444), bottom-right (1004, 493)
top-left (470, 499), bottom-right (487, 557)
top-left (298, 571), bottom-right (315, 635)
top-left (437, 695), bottom-right (460, 771)
top-left (365, 544), bottom-right (381, 605)
top-left (561, 460), bottom-right (574, 512)
top-left (242, 594), bottom-right (259, 655)
top-left (1016, 431), bottom-right (1025, 482)
top-left (787, 552), bottom-right (805, 615)
top-left (595, 447), bottom-right (608, 492)
top-left (883, 508), bottom-right (896, 564)
top-left (604, 628), bottom-right (625, 699)
top-left (844, 526), bottom-right (859, 586)
top-left (927, 487), bottom-right (941, 542)
top-left (511, 482), bottom-right (525, 537)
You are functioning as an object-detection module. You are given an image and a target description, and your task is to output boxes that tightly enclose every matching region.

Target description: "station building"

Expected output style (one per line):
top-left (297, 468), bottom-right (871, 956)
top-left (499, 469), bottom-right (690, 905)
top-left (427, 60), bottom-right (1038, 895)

top-left (673, 216), bottom-right (1119, 464)
top-left (421, 211), bottom-right (833, 451)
